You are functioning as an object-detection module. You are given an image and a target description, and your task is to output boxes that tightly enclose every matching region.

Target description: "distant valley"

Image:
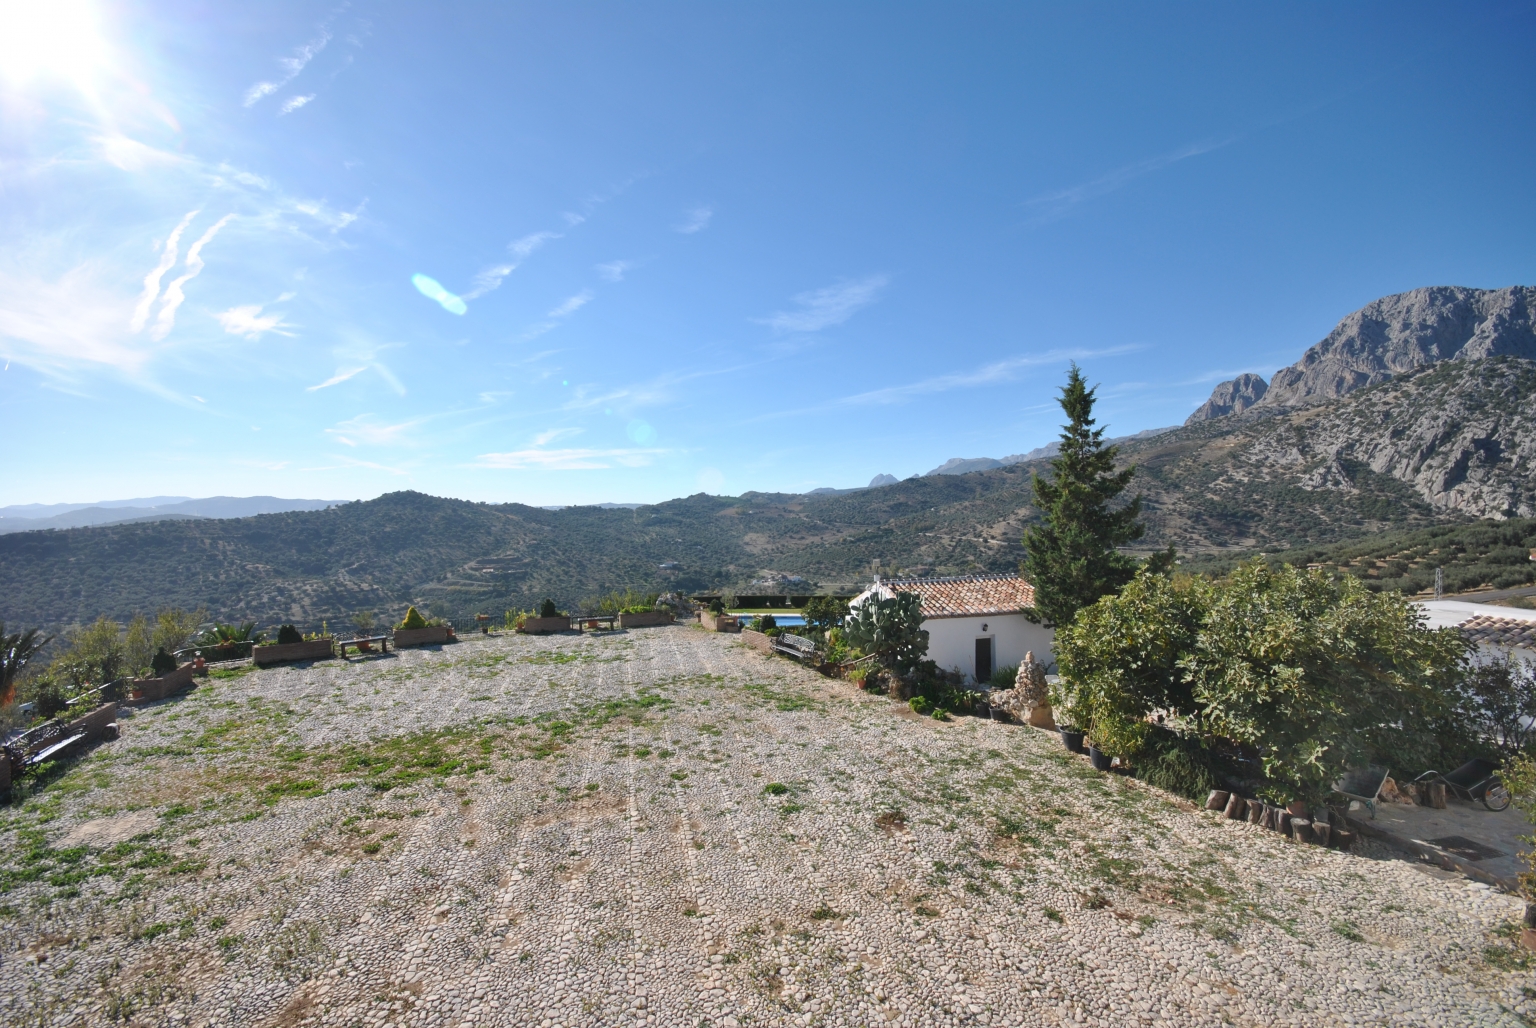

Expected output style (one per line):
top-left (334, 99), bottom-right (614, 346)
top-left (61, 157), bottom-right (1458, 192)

top-left (0, 284), bottom-right (1531, 631)
top-left (0, 495), bottom-right (343, 534)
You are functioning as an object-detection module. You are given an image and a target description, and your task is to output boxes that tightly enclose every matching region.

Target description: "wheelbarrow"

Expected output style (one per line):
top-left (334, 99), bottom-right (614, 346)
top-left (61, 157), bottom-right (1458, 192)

top-left (1413, 759), bottom-right (1511, 812)
top-left (1333, 764), bottom-right (1391, 819)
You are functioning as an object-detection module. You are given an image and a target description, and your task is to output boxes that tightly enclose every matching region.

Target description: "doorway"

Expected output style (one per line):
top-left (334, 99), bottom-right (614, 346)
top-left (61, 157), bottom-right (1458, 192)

top-left (974, 637), bottom-right (993, 684)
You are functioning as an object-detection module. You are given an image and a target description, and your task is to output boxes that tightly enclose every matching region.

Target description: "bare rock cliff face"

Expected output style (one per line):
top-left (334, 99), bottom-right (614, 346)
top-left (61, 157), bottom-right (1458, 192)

top-left (1260, 284), bottom-right (1536, 407)
top-left (1236, 356), bottom-right (1536, 519)
top-left (1187, 285), bottom-right (1535, 423)
top-left (1184, 372), bottom-right (1268, 424)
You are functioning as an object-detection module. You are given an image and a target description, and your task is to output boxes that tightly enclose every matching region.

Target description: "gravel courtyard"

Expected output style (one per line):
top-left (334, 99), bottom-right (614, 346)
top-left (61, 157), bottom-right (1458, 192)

top-left (1, 625), bottom-right (1532, 1028)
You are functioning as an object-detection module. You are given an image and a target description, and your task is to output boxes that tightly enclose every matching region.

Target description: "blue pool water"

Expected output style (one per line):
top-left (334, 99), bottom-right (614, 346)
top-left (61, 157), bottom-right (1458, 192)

top-left (731, 613), bottom-right (806, 627)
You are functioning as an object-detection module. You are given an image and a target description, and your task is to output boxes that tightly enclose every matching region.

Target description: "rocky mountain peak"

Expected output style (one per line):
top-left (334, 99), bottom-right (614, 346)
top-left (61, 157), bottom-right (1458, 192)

top-left (1184, 373), bottom-right (1268, 425)
top-left (1188, 284), bottom-right (1535, 422)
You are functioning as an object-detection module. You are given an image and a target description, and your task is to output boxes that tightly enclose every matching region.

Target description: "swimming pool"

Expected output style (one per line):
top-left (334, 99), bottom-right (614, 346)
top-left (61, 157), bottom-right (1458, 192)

top-left (730, 613), bottom-right (806, 627)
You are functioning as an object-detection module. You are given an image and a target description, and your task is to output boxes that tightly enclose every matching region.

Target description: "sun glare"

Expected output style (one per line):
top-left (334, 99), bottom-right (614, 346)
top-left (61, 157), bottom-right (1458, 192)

top-left (0, 0), bottom-right (111, 89)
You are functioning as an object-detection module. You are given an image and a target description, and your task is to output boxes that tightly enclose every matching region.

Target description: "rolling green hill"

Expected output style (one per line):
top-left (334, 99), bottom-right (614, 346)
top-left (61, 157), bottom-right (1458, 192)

top-left (3, 356), bottom-right (1532, 633)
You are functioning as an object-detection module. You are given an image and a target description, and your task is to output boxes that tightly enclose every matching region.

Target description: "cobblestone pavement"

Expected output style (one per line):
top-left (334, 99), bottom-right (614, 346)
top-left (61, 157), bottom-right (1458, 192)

top-left (1, 626), bottom-right (1532, 1028)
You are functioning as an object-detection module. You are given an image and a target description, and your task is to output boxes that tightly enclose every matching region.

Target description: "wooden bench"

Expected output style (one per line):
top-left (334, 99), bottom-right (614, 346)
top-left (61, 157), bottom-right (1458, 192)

top-left (338, 634), bottom-right (391, 657)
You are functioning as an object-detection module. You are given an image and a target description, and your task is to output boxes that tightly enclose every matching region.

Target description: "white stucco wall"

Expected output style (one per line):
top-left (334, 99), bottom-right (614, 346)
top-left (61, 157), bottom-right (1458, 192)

top-left (924, 613), bottom-right (1056, 684)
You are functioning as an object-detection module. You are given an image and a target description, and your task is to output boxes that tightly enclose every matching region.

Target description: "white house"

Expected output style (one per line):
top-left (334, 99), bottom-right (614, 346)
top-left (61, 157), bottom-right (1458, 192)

top-left (848, 573), bottom-right (1054, 684)
top-left (1415, 599), bottom-right (1536, 664)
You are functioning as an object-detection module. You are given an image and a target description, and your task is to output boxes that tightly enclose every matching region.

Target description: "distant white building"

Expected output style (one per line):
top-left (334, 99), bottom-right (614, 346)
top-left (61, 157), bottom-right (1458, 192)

top-left (1415, 600), bottom-right (1536, 664)
top-left (848, 573), bottom-right (1054, 684)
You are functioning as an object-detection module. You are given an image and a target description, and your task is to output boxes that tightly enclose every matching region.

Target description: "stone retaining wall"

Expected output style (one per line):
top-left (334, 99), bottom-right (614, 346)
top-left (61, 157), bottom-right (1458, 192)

top-left (67, 702), bottom-right (119, 741)
top-left (253, 639), bottom-right (336, 666)
top-left (619, 611), bottom-right (673, 629)
top-left (697, 613), bottom-right (740, 633)
top-left (517, 618), bottom-right (571, 636)
top-left (740, 629), bottom-right (772, 653)
top-left (128, 663), bottom-right (197, 704)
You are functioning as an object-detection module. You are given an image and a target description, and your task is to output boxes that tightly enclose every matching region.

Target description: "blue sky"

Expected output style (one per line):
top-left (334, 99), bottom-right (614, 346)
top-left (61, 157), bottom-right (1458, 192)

top-left (2, 1), bottom-right (1534, 506)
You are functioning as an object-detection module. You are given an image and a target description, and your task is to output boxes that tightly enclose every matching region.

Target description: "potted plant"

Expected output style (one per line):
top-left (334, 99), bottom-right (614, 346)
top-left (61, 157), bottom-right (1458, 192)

top-left (1051, 677), bottom-right (1087, 752)
top-left (393, 606), bottom-right (455, 647)
top-left (518, 599), bottom-right (570, 635)
top-left (253, 624), bottom-right (335, 667)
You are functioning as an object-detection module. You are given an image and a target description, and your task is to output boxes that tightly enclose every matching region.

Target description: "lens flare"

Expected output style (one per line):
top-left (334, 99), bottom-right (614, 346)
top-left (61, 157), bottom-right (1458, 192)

top-left (411, 273), bottom-right (467, 315)
top-left (626, 419), bottom-right (657, 445)
top-left (0, 0), bottom-right (111, 88)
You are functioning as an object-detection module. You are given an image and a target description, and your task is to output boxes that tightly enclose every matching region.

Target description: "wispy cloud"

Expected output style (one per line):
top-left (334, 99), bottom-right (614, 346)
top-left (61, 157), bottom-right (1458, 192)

top-left (301, 455), bottom-right (408, 475)
top-left (306, 366), bottom-right (367, 391)
top-left (279, 94), bottom-right (315, 114)
top-left (129, 210), bottom-right (198, 333)
top-left (675, 206), bottom-right (713, 234)
top-left (244, 28), bottom-right (332, 107)
top-left (475, 446), bottom-right (665, 470)
top-left (1023, 138), bottom-right (1236, 223)
top-left (511, 231), bottom-right (561, 259)
top-left (758, 275), bottom-right (887, 333)
top-left (547, 290), bottom-right (593, 318)
top-left (532, 427), bottom-right (579, 446)
top-left (215, 303), bottom-right (294, 340)
top-left (741, 347), bottom-right (1141, 424)
top-left (325, 413), bottom-right (427, 447)
top-left (150, 214), bottom-right (235, 341)
top-left (460, 230), bottom-right (562, 300)
top-left (596, 260), bottom-right (633, 282)
top-left (837, 347), bottom-right (1138, 407)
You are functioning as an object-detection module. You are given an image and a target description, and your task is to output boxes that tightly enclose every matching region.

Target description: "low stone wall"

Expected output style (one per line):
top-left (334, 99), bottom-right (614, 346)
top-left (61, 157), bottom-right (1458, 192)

top-left (740, 629), bottom-right (772, 653)
top-left (253, 639), bottom-right (336, 666)
top-left (517, 618), bottom-right (570, 636)
top-left (128, 663), bottom-right (197, 704)
top-left (697, 613), bottom-right (740, 633)
top-left (619, 611), bottom-right (673, 629)
top-left (67, 702), bottom-right (119, 741)
top-left (394, 626), bottom-right (455, 647)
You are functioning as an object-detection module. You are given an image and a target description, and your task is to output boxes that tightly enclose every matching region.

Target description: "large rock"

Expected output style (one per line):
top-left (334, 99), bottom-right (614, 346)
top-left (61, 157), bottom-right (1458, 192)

top-left (1257, 285), bottom-right (1536, 408)
top-left (1186, 373), bottom-right (1269, 424)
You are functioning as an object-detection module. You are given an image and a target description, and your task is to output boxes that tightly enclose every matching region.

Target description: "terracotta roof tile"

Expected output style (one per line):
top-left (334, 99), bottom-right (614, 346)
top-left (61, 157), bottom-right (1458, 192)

top-left (862, 573), bottom-right (1036, 618)
top-left (1460, 615), bottom-right (1536, 651)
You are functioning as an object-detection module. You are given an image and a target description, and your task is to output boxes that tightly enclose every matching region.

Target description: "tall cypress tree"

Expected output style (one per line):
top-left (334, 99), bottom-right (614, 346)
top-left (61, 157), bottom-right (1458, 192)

top-left (1022, 364), bottom-right (1151, 628)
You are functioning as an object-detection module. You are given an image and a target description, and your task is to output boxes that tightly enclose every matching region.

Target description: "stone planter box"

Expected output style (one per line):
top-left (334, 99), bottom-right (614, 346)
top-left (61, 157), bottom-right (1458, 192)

top-left (128, 663), bottom-right (197, 704)
top-left (740, 629), bottom-right (773, 653)
top-left (619, 611), bottom-right (673, 629)
top-left (67, 702), bottom-right (119, 742)
top-left (252, 639), bottom-right (336, 666)
top-left (697, 613), bottom-right (740, 633)
top-left (517, 617), bottom-right (570, 636)
top-left (394, 626), bottom-right (455, 647)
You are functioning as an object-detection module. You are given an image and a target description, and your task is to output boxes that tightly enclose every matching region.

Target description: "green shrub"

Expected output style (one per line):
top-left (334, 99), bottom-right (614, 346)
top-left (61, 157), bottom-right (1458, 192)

top-left (539, 599), bottom-right (560, 619)
top-left (749, 615), bottom-right (777, 633)
top-left (1057, 559), bottom-right (1471, 804)
top-left (399, 606), bottom-right (429, 630)
top-left (909, 696), bottom-right (932, 716)
top-left (989, 664), bottom-right (1018, 690)
top-left (276, 625), bottom-right (303, 645)
top-left (802, 596), bottom-right (849, 630)
top-left (150, 648), bottom-right (177, 676)
top-left (1134, 728), bottom-right (1229, 801)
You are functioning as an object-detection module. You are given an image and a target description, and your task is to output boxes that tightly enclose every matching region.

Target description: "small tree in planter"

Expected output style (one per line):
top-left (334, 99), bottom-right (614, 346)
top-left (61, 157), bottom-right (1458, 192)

top-left (540, 598), bottom-right (561, 619)
top-left (150, 647), bottom-right (178, 677)
top-left (276, 625), bottom-right (304, 645)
